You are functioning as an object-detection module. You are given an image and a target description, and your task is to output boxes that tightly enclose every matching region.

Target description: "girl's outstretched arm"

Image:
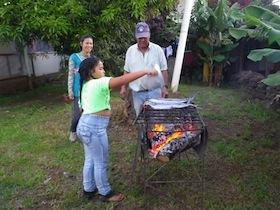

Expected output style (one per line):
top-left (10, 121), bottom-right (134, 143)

top-left (109, 68), bottom-right (158, 89)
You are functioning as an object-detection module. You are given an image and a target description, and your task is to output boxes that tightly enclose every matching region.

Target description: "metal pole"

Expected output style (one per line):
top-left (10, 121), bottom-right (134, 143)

top-left (171, 0), bottom-right (195, 92)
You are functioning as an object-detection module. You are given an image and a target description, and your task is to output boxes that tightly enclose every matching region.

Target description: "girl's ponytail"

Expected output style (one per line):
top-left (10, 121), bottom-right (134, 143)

top-left (78, 56), bottom-right (100, 107)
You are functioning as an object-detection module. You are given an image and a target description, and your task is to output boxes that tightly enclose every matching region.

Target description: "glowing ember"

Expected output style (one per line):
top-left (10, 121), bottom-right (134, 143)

top-left (148, 123), bottom-right (193, 157)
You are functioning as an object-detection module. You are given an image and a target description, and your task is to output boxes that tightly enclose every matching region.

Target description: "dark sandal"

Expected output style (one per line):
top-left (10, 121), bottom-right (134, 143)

top-left (83, 188), bottom-right (98, 200)
top-left (100, 191), bottom-right (125, 202)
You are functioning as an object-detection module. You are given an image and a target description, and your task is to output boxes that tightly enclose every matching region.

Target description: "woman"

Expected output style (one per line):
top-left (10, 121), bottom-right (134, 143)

top-left (77, 56), bottom-right (158, 202)
top-left (68, 34), bottom-right (94, 142)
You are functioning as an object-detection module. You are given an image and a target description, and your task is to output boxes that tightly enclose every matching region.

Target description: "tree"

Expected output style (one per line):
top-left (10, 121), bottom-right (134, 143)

top-left (0, 0), bottom-right (178, 80)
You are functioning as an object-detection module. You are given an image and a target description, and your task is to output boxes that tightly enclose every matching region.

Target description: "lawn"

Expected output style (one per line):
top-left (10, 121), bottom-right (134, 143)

top-left (0, 81), bottom-right (279, 209)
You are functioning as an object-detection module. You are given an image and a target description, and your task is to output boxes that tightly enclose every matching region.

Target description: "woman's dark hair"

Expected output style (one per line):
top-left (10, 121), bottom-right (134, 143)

top-left (79, 34), bottom-right (93, 50)
top-left (79, 56), bottom-right (100, 102)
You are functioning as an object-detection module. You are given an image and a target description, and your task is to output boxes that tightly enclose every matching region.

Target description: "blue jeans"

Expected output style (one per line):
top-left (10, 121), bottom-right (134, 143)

top-left (76, 114), bottom-right (111, 195)
top-left (132, 88), bottom-right (162, 116)
top-left (70, 97), bottom-right (81, 132)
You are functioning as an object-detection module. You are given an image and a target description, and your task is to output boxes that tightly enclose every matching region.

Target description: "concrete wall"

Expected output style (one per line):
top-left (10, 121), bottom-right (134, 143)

top-left (0, 41), bottom-right (62, 95)
top-left (0, 72), bottom-right (61, 95)
top-left (31, 52), bottom-right (62, 77)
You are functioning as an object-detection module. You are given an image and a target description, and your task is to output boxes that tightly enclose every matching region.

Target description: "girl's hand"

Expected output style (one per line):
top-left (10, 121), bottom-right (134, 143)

top-left (147, 68), bottom-right (158, 76)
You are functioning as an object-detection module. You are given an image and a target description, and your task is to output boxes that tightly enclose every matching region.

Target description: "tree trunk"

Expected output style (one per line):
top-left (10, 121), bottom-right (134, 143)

top-left (214, 62), bottom-right (222, 87)
top-left (23, 45), bottom-right (34, 90)
top-left (202, 62), bottom-right (209, 83)
top-left (209, 63), bottom-right (214, 87)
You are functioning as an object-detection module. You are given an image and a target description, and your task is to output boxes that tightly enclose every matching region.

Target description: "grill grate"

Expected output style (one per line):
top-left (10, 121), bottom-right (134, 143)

top-left (135, 106), bottom-right (204, 131)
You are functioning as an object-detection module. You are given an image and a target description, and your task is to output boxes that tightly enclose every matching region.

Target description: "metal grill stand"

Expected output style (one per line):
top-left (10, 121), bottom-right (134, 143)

top-left (130, 98), bottom-right (208, 209)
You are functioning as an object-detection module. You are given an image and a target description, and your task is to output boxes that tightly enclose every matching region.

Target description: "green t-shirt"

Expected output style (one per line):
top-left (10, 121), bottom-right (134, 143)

top-left (81, 77), bottom-right (112, 114)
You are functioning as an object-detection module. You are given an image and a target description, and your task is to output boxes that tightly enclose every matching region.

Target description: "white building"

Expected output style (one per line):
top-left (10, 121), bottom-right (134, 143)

top-left (0, 40), bottom-right (63, 94)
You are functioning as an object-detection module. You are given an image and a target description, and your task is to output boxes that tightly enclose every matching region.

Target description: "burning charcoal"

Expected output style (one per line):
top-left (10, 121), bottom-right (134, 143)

top-left (186, 131), bottom-right (199, 138)
top-left (157, 134), bottom-right (200, 161)
top-left (138, 102), bottom-right (205, 161)
top-left (156, 155), bottom-right (170, 162)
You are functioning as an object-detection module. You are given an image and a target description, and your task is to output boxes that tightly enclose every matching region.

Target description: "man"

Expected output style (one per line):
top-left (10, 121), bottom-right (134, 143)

top-left (120, 22), bottom-right (169, 117)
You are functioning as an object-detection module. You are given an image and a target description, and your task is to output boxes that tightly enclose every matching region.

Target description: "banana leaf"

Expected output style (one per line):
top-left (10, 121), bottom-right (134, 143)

top-left (229, 5), bottom-right (280, 44)
top-left (261, 71), bottom-right (280, 86)
top-left (245, 6), bottom-right (280, 30)
top-left (247, 49), bottom-right (280, 63)
top-left (229, 28), bottom-right (259, 39)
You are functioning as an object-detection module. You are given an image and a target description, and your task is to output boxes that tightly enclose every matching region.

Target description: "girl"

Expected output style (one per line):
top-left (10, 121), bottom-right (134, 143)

top-left (67, 34), bottom-right (94, 142)
top-left (77, 56), bottom-right (158, 202)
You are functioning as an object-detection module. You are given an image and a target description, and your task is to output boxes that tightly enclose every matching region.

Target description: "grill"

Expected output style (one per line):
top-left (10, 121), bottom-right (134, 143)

top-left (131, 98), bottom-right (208, 209)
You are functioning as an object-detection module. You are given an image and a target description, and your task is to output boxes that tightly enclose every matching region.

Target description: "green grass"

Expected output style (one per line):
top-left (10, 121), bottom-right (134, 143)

top-left (213, 141), bottom-right (249, 164)
top-left (0, 82), bottom-right (279, 209)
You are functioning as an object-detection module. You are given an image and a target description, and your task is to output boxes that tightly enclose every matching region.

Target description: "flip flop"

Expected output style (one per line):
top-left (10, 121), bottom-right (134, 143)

top-left (100, 190), bottom-right (125, 202)
top-left (83, 188), bottom-right (98, 200)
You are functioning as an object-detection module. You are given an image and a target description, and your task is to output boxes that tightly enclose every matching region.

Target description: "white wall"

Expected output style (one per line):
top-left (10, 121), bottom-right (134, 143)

top-left (32, 52), bottom-right (62, 77)
top-left (0, 40), bottom-right (62, 80)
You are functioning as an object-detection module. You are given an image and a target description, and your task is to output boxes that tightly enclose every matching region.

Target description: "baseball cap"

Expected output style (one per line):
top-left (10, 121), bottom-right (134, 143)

top-left (135, 22), bottom-right (150, 39)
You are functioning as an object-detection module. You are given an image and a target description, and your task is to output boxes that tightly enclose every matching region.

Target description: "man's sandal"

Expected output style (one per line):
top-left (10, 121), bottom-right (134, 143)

top-left (100, 191), bottom-right (125, 202)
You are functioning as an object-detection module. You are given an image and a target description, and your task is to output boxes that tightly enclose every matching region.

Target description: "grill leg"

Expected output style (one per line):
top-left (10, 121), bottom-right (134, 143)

top-left (130, 125), bottom-right (144, 184)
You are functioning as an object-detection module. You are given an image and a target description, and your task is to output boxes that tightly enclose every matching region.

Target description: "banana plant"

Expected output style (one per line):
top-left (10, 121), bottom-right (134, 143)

top-left (192, 0), bottom-right (239, 86)
top-left (229, 5), bottom-right (280, 85)
top-left (196, 39), bottom-right (238, 86)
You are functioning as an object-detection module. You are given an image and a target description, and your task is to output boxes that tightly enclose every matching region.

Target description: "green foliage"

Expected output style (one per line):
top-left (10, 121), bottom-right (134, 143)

top-left (191, 0), bottom-right (239, 86)
top-left (148, 10), bottom-right (182, 47)
top-left (229, 5), bottom-right (280, 62)
top-left (229, 5), bottom-right (280, 87)
top-left (248, 48), bottom-right (280, 63)
top-left (197, 40), bottom-right (239, 63)
top-left (0, 0), bottom-right (178, 75)
top-left (230, 5), bottom-right (280, 45)
top-left (261, 71), bottom-right (280, 86)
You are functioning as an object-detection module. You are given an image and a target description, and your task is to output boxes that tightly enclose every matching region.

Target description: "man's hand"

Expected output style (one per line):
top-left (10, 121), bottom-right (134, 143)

top-left (162, 86), bottom-right (169, 98)
top-left (120, 86), bottom-right (127, 100)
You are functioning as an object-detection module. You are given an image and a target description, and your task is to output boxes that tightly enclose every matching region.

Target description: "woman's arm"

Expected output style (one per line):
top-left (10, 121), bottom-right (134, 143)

top-left (68, 58), bottom-right (75, 99)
